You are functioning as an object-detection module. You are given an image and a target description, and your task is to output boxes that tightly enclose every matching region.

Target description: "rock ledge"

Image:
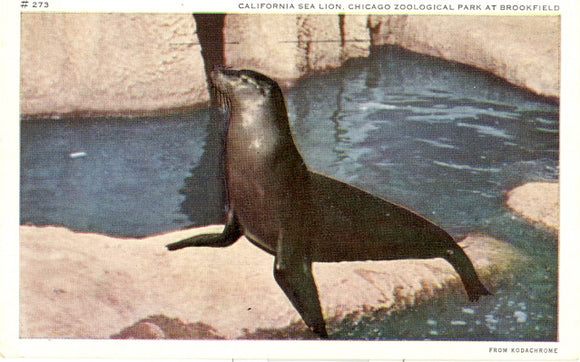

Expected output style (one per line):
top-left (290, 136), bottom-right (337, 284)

top-left (21, 225), bottom-right (528, 339)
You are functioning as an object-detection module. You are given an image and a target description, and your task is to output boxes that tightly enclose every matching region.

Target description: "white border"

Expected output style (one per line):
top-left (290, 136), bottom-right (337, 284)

top-left (2, 0), bottom-right (579, 360)
top-left (7, 0), bottom-right (566, 14)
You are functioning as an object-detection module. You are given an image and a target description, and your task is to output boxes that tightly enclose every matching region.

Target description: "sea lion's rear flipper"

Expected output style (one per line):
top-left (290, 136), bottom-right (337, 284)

top-left (444, 245), bottom-right (492, 301)
top-left (166, 211), bottom-right (242, 251)
top-left (273, 235), bottom-right (328, 338)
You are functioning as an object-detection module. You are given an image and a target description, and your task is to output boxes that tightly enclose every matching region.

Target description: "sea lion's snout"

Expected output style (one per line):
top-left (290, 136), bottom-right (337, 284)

top-left (210, 68), bottom-right (252, 89)
top-left (211, 68), bottom-right (275, 100)
top-left (210, 68), bottom-right (232, 90)
top-left (209, 68), bottom-right (222, 80)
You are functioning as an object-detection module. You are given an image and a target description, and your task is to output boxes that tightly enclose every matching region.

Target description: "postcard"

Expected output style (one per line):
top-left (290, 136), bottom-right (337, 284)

top-left (1, 0), bottom-right (578, 360)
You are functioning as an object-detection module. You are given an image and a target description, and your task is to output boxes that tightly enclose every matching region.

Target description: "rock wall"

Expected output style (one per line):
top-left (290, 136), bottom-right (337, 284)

top-left (20, 13), bottom-right (209, 117)
top-left (369, 15), bottom-right (560, 99)
top-left (20, 13), bottom-right (559, 118)
top-left (223, 14), bottom-right (301, 80)
top-left (221, 14), bottom-right (371, 84)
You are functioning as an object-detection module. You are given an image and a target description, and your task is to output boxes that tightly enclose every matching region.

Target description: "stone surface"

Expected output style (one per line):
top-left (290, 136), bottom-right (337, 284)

top-left (20, 225), bottom-right (528, 339)
top-left (507, 182), bottom-right (560, 231)
top-left (20, 14), bottom-right (559, 117)
top-left (342, 15), bottom-right (371, 60)
top-left (224, 14), bottom-right (300, 81)
top-left (296, 15), bottom-right (342, 72)
top-left (369, 15), bottom-right (560, 98)
top-left (111, 315), bottom-right (224, 339)
top-left (20, 13), bottom-right (208, 117)
top-left (224, 14), bottom-right (360, 83)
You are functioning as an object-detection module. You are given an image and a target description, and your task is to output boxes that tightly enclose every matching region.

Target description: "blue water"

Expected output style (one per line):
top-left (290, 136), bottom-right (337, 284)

top-left (20, 111), bottom-right (228, 237)
top-left (20, 46), bottom-right (558, 340)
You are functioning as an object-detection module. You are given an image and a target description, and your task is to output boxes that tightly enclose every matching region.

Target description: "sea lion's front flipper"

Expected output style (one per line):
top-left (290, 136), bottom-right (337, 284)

top-left (166, 211), bottom-right (242, 251)
top-left (273, 235), bottom-right (328, 338)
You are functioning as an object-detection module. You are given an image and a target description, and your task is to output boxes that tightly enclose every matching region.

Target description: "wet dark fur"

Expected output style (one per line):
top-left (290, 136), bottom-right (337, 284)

top-left (167, 69), bottom-right (491, 338)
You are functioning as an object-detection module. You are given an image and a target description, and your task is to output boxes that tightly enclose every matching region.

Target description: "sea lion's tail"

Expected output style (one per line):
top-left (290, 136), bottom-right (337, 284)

top-left (444, 245), bottom-right (492, 302)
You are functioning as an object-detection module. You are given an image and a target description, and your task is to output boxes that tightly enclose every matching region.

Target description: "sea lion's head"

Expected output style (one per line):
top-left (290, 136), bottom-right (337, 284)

top-left (210, 68), bottom-right (284, 108)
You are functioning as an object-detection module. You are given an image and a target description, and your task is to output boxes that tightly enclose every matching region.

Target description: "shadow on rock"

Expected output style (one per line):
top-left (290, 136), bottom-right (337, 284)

top-left (111, 314), bottom-right (225, 339)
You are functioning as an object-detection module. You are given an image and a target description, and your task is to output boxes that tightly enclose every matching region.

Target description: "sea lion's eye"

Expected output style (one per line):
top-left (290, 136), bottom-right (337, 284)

top-left (241, 75), bottom-right (249, 83)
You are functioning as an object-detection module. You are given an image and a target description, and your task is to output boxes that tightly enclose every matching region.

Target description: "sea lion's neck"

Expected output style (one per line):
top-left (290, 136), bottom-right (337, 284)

top-left (230, 95), bottom-right (288, 128)
top-left (228, 98), bottom-right (292, 142)
top-left (225, 97), bottom-right (303, 170)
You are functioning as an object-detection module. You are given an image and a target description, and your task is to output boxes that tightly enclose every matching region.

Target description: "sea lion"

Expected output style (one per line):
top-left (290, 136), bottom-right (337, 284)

top-left (167, 68), bottom-right (491, 339)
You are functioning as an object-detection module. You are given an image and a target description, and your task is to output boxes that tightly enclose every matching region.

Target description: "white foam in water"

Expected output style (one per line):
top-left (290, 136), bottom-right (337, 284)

top-left (514, 311), bottom-right (528, 323)
top-left (414, 138), bottom-right (457, 149)
top-left (451, 320), bottom-right (467, 326)
top-left (69, 151), bottom-right (87, 158)
top-left (358, 102), bottom-right (397, 111)
top-left (457, 121), bottom-right (515, 139)
top-left (432, 160), bottom-right (501, 173)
